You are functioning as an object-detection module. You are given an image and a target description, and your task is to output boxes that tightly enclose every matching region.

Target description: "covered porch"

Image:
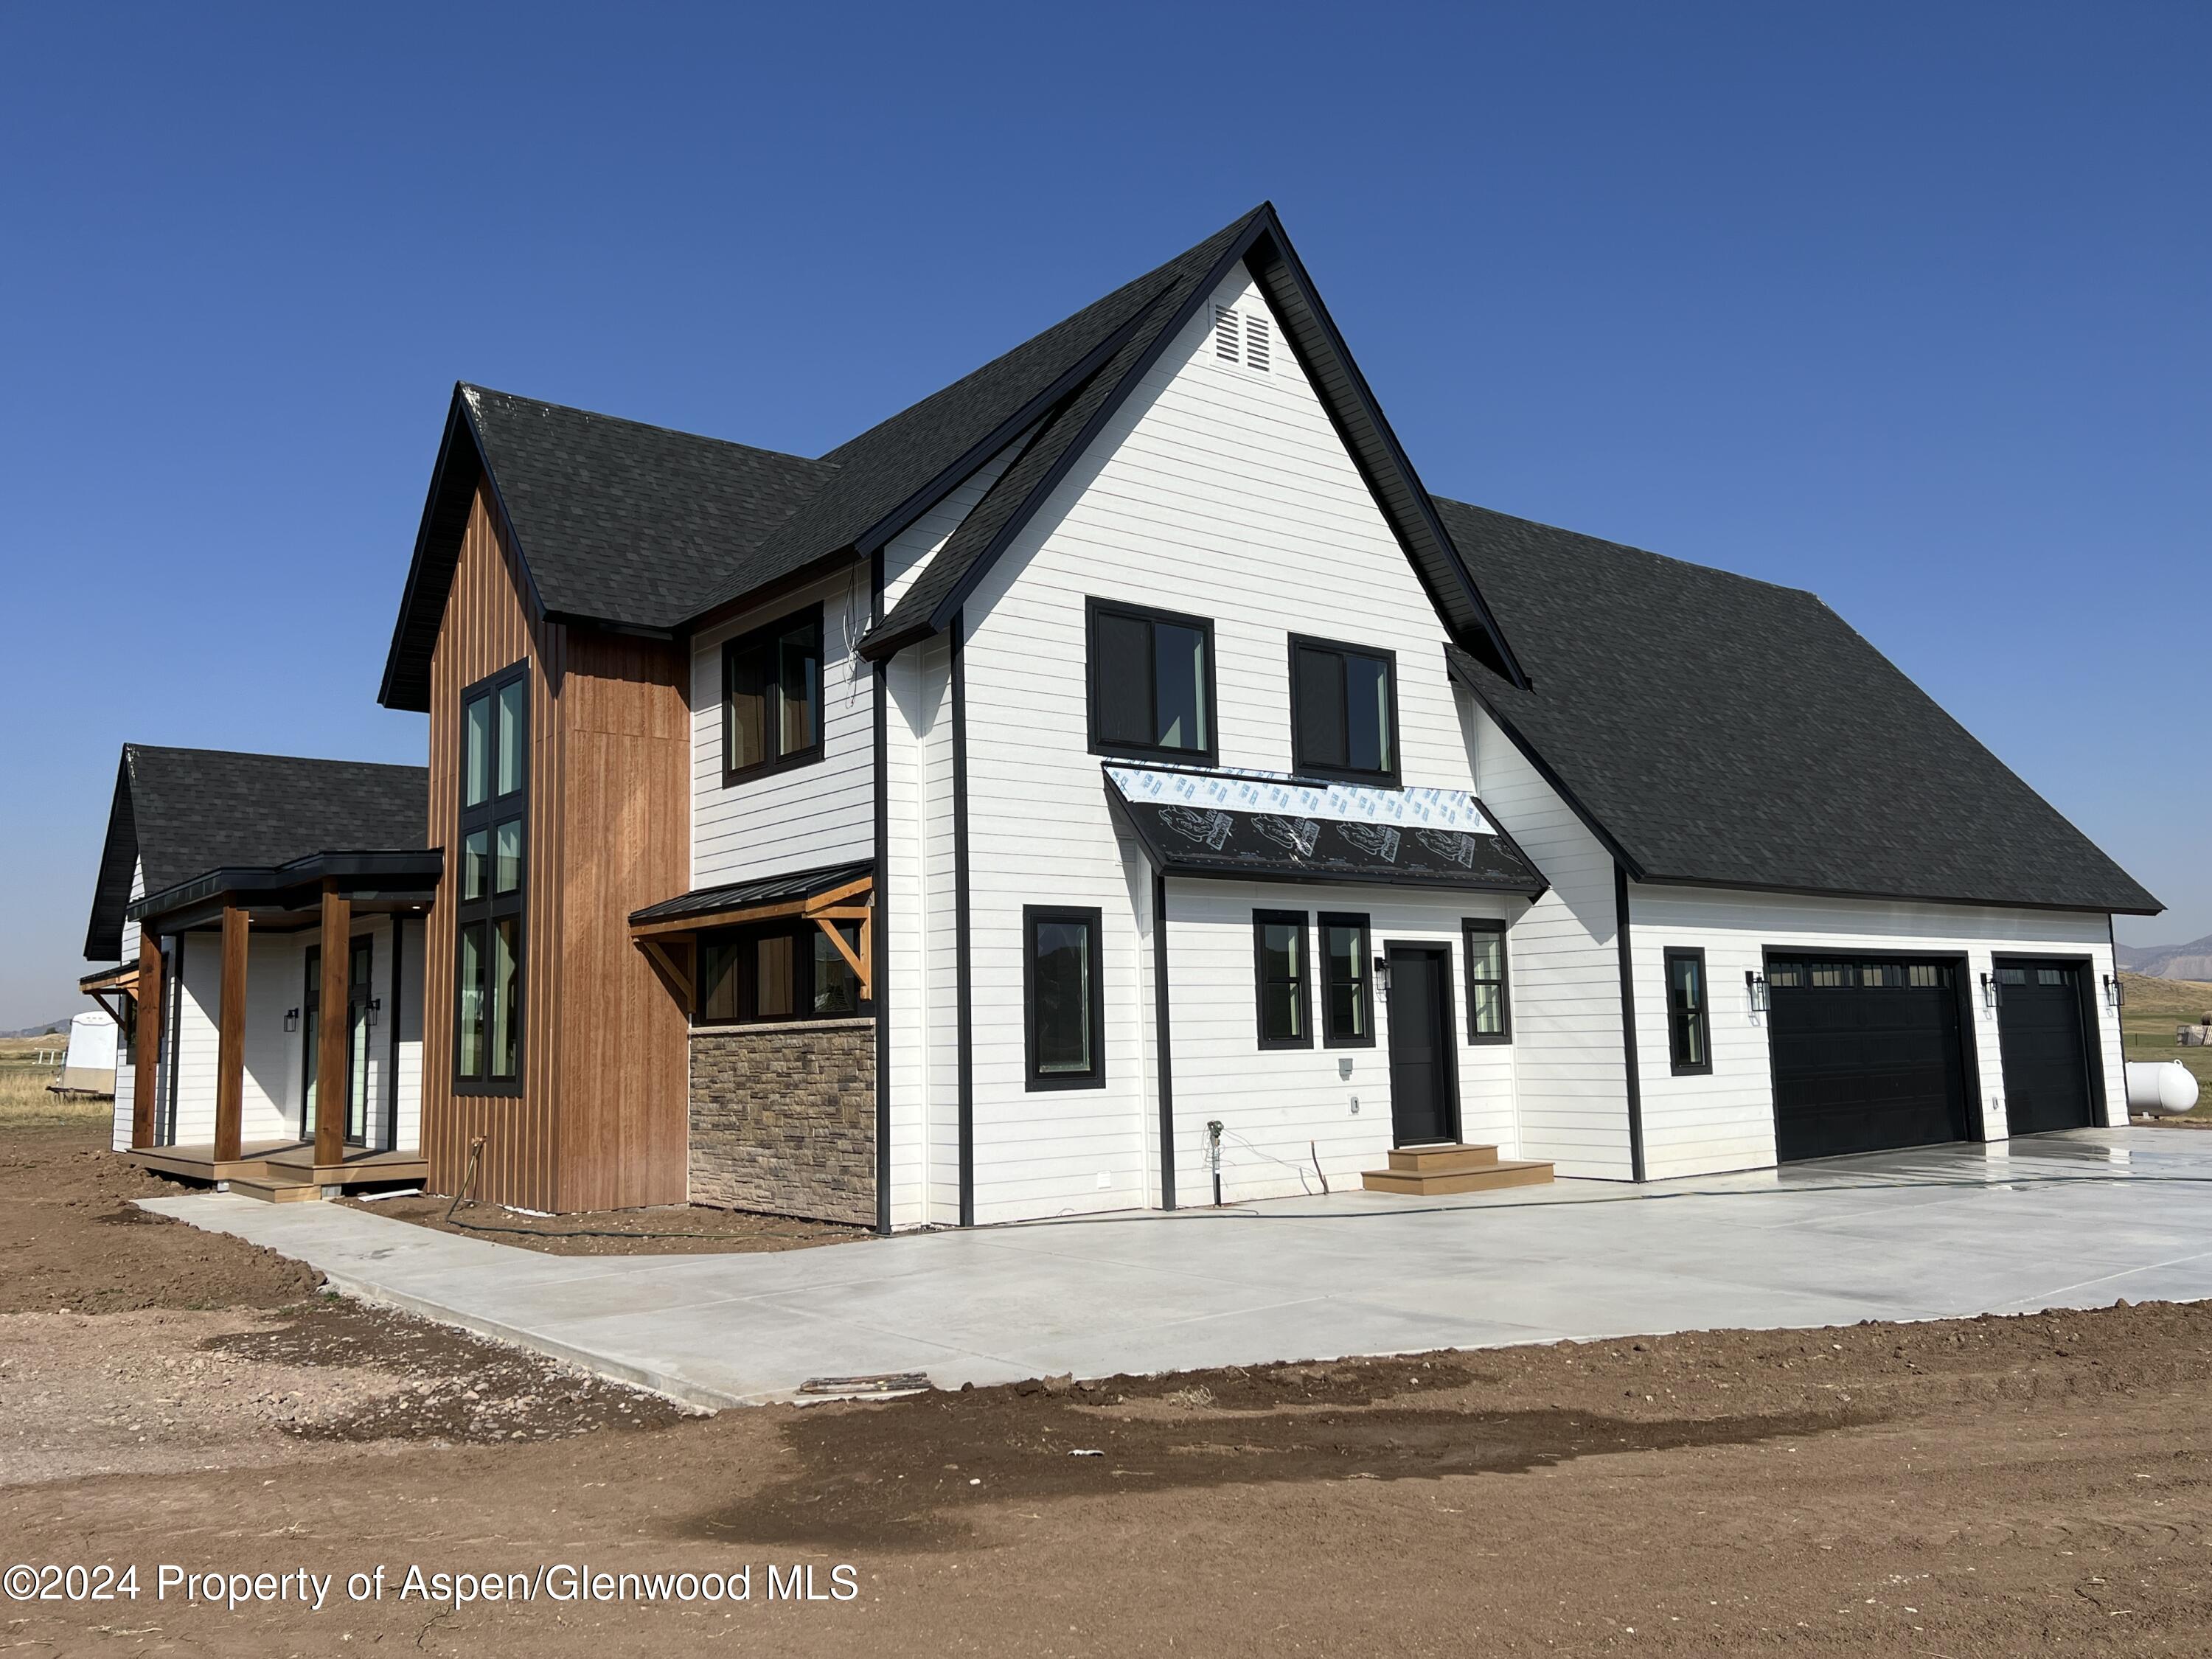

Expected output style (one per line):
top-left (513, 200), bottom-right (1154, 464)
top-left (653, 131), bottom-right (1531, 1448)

top-left (124, 848), bottom-right (439, 1201)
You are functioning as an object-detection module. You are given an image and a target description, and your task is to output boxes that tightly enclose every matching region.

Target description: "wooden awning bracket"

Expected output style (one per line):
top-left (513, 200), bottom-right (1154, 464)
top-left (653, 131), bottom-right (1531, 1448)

top-left (631, 877), bottom-right (874, 1005)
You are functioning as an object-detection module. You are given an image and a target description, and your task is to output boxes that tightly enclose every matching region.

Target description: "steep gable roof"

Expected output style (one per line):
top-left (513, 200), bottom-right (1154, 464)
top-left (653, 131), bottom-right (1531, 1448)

top-left (85, 745), bottom-right (431, 958)
top-left (858, 206), bottom-right (1527, 681)
top-left (380, 388), bottom-right (835, 710)
top-left (1437, 500), bottom-right (2160, 916)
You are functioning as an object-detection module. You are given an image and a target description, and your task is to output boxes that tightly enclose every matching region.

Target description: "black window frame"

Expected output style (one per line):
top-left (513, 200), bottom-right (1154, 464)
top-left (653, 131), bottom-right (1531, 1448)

top-left (1252, 908), bottom-right (1315, 1050)
top-left (1317, 911), bottom-right (1374, 1049)
top-left (1085, 597), bottom-right (1219, 765)
top-left (1665, 947), bottom-right (1711, 1076)
top-left (1287, 633), bottom-right (1401, 785)
top-left (1464, 919), bottom-right (1512, 1045)
top-left (1023, 905), bottom-right (1106, 1091)
top-left (692, 917), bottom-right (870, 1026)
top-left (453, 661), bottom-right (529, 1096)
top-left (722, 602), bottom-right (827, 785)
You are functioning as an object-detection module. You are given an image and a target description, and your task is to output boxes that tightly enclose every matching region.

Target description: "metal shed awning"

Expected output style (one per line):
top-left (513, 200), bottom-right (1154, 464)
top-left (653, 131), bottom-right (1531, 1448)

top-left (1105, 763), bottom-right (1548, 895)
top-left (627, 860), bottom-right (875, 1006)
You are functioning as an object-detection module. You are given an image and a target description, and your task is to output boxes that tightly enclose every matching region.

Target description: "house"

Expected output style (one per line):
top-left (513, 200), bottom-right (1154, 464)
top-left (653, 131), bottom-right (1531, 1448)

top-left (83, 745), bottom-right (435, 1199)
top-left (90, 203), bottom-right (2160, 1224)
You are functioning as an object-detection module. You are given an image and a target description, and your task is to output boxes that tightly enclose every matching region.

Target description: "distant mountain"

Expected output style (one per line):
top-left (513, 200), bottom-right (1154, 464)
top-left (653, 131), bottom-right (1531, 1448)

top-left (2116, 934), bottom-right (2212, 983)
top-left (1, 1018), bottom-right (72, 1039)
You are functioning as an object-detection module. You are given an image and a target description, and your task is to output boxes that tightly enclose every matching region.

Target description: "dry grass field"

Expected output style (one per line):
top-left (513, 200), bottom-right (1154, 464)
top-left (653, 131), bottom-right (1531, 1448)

top-left (0, 1031), bottom-right (110, 1130)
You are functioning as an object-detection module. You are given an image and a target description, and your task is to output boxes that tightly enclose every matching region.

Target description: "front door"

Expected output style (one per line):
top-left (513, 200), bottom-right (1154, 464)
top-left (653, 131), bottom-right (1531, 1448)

top-left (1385, 944), bottom-right (1458, 1146)
top-left (302, 937), bottom-right (375, 1147)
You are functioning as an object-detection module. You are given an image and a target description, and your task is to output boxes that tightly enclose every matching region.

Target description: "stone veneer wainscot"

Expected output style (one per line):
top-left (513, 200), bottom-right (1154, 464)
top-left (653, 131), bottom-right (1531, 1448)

top-left (688, 1019), bottom-right (875, 1225)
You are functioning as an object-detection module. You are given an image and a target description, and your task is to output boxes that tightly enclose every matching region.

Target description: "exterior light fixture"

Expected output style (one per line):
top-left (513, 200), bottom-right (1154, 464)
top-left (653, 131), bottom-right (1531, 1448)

top-left (365, 998), bottom-right (382, 1029)
top-left (2104, 973), bottom-right (2124, 1012)
top-left (1745, 970), bottom-right (1770, 1013)
top-left (1373, 955), bottom-right (1391, 994)
top-left (282, 1006), bottom-right (299, 1032)
top-left (1980, 972), bottom-right (2000, 1012)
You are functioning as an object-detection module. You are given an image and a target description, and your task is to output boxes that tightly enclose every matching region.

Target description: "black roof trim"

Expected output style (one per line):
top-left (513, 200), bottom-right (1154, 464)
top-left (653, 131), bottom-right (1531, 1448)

top-left (131, 848), bottom-right (445, 929)
top-left (628, 860), bottom-right (874, 927)
top-left (379, 389), bottom-right (493, 712)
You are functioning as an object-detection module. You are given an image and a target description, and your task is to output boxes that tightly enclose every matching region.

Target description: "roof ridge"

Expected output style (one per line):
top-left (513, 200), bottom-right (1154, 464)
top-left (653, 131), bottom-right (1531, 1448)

top-left (1433, 495), bottom-right (1823, 603)
top-left (459, 383), bottom-right (833, 472)
top-left (125, 742), bottom-right (428, 773)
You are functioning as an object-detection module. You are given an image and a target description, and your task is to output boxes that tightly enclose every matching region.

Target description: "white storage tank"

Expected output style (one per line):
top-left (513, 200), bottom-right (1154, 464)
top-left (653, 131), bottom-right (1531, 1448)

top-left (2126, 1060), bottom-right (2202, 1117)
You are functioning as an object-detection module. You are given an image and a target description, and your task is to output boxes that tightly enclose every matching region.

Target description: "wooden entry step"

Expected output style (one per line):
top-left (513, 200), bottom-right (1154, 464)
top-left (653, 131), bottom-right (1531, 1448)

top-left (228, 1177), bottom-right (323, 1204)
top-left (1361, 1143), bottom-right (1554, 1195)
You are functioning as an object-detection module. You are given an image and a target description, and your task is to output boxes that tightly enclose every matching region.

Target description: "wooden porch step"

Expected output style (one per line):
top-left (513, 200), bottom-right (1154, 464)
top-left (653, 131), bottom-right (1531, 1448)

top-left (1363, 1144), bottom-right (1554, 1196)
top-left (227, 1177), bottom-right (323, 1204)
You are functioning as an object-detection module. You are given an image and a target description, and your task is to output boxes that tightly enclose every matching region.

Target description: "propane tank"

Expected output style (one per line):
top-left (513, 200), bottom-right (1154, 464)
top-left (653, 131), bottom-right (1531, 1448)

top-left (2126, 1061), bottom-right (2201, 1116)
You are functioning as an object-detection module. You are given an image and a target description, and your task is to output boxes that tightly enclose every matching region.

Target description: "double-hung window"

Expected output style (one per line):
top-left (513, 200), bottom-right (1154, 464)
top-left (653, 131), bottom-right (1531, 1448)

top-left (1025, 907), bottom-right (1105, 1088)
top-left (1289, 635), bottom-right (1398, 782)
top-left (1464, 920), bottom-right (1511, 1043)
top-left (1087, 598), bottom-right (1216, 762)
top-left (1666, 948), bottom-right (1711, 1074)
top-left (455, 664), bottom-right (527, 1091)
top-left (695, 919), bottom-right (866, 1024)
top-left (723, 604), bottom-right (824, 782)
top-left (1253, 910), bottom-right (1312, 1048)
top-left (1318, 913), bottom-right (1374, 1047)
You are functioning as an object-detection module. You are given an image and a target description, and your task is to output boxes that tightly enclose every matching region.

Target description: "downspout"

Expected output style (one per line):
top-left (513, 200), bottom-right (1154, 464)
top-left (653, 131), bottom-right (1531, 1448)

top-left (952, 611), bottom-right (975, 1226)
top-left (1614, 863), bottom-right (1648, 1182)
top-left (1153, 871), bottom-right (1177, 1209)
top-left (871, 552), bottom-right (891, 1235)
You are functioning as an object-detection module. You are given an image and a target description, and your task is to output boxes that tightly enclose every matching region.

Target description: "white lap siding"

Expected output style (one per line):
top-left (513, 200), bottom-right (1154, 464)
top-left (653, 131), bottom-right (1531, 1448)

top-left (953, 260), bottom-right (1509, 1220)
top-left (109, 858), bottom-right (145, 1150)
top-left (690, 567), bottom-right (877, 888)
top-left (1624, 886), bottom-right (2125, 1178)
top-left (1164, 877), bottom-right (1519, 1204)
top-left (1465, 701), bottom-right (1637, 1179)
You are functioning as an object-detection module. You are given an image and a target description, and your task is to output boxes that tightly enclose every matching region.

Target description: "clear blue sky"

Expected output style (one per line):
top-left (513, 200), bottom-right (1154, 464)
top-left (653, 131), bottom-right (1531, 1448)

top-left (1, 3), bottom-right (2204, 1026)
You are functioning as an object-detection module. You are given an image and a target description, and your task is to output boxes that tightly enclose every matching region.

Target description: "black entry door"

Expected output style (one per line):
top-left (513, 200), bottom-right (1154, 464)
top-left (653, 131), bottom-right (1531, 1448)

top-left (1385, 945), bottom-right (1457, 1146)
top-left (1995, 960), bottom-right (2097, 1135)
top-left (1768, 956), bottom-right (1972, 1161)
top-left (302, 938), bottom-right (375, 1147)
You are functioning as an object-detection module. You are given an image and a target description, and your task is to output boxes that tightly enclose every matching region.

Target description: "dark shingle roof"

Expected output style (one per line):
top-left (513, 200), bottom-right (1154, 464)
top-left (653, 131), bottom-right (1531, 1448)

top-left (1436, 500), bottom-right (2160, 915)
top-left (465, 389), bottom-right (837, 628)
top-left (85, 745), bottom-right (431, 959)
top-left (629, 860), bottom-right (872, 925)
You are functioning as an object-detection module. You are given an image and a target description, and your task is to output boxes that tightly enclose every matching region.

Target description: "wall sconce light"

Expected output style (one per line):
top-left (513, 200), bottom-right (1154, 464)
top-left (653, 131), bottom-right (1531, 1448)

top-left (1373, 955), bottom-right (1391, 994)
top-left (365, 998), bottom-right (382, 1029)
top-left (1980, 972), bottom-right (2000, 1012)
top-left (2104, 973), bottom-right (2124, 1012)
top-left (1745, 970), bottom-right (1770, 1013)
top-left (282, 1006), bottom-right (299, 1032)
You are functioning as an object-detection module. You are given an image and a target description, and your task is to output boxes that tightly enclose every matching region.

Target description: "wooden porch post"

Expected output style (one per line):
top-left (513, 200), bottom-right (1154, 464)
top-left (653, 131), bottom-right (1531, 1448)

top-left (315, 886), bottom-right (351, 1170)
top-left (212, 905), bottom-right (249, 1162)
top-left (132, 930), bottom-right (162, 1148)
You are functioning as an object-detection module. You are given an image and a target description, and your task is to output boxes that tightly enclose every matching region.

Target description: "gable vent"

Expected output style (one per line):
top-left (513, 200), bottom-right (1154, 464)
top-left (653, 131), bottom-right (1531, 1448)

top-left (1244, 312), bottom-right (1270, 372)
top-left (1213, 305), bottom-right (1241, 363)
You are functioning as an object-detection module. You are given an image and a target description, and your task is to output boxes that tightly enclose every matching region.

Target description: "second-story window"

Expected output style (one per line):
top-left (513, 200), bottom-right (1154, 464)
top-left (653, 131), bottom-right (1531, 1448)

top-left (724, 604), bottom-right (824, 782)
top-left (456, 662), bottom-right (526, 1092)
top-left (1290, 635), bottom-right (1399, 782)
top-left (1087, 598), bottom-right (1216, 762)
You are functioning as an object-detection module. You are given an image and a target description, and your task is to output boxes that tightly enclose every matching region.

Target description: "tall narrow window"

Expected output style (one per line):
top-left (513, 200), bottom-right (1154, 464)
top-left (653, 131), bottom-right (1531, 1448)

top-left (1025, 906), bottom-right (1105, 1089)
top-left (1464, 920), bottom-right (1511, 1043)
top-left (1087, 599), bottom-right (1216, 762)
top-left (1320, 913), bottom-right (1373, 1048)
top-left (1289, 635), bottom-right (1398, 782)
top-left (1666, 948), bottom-right (1711, 1075)
top-left (1253, 910), bottom-right (1312, 1049)
top-left (454, 662), bottom-right (527, 1091)
top-left (723, 604), bottom-right (824, 781)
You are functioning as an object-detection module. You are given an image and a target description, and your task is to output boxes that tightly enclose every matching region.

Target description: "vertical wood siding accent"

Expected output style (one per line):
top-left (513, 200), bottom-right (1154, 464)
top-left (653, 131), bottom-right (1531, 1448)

top-left (556, 629), bottom-right (689, 1211)
top-left (423, 486), bottom-right (563, 1209)
top-left (1467, 700), bottom-right (1636, 1179)
top-left (1625, 886), bottom-right (2126, 1178)
top-left (953, 262), bottom-right (1516, 1221)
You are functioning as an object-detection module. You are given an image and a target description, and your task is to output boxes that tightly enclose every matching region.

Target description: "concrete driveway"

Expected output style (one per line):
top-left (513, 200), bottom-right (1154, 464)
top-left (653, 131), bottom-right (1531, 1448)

top-left (141, 1127), bottom-right (2212, 1408)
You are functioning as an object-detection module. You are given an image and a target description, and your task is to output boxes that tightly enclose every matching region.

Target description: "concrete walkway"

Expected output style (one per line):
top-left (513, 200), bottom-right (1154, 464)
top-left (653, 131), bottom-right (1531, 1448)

top-left (140, 1127), bottom-right (2212, 1408)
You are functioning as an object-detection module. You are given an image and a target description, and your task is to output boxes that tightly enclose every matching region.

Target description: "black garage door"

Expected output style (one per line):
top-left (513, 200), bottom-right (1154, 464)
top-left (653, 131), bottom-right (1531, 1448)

top-left (1994, 960), bottom-right (2098, 1135)
top-left (1767, 956), bottom-right (1973, 1161)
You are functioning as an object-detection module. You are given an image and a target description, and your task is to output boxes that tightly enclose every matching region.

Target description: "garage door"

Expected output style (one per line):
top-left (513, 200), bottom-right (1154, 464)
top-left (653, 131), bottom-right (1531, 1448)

top-left (1994, 960), bottom-right (2098, 1135)
top-left (1767, 956), bottom-right (1973, 1161)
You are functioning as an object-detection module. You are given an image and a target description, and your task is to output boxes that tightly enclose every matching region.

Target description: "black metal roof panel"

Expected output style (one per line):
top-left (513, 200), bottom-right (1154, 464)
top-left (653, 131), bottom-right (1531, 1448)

top-left (85, 745), bottom-right (431, 959)
top-left (1436, 499), bottom-right (2160, 916)
top-left (1105, 764), bottom-right (1546, 894)
top-left (628, 860), bottom-right (873, 926)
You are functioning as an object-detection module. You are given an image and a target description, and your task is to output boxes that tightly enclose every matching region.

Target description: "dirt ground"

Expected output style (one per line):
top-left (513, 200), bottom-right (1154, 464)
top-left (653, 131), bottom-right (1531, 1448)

top-left (342, 1190), bottom-right (866, 1255)
top-left (6, 1122), bottom-right (2212, 1655)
